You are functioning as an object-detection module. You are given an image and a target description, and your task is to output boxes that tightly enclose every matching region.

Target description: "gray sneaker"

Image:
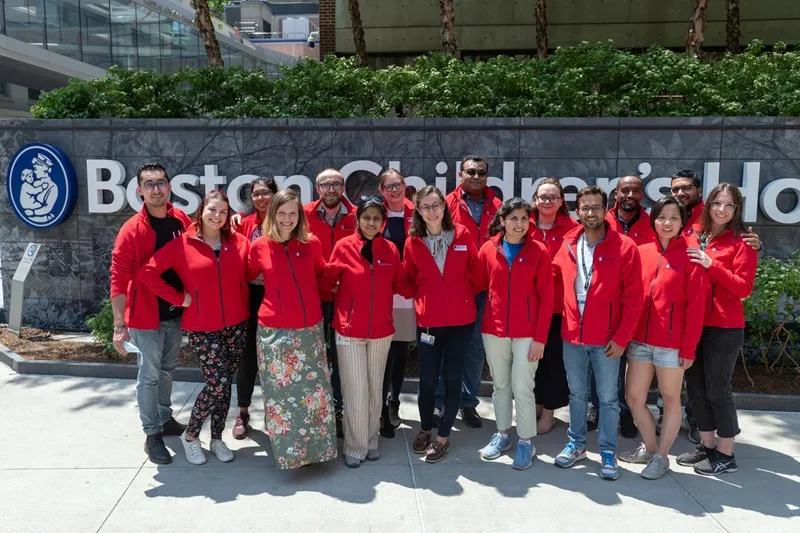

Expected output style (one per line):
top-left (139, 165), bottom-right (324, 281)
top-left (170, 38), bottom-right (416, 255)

top-left (641, 454), bottom-right (670, 480)
top-left (618, 442), bottom-right (654, 464)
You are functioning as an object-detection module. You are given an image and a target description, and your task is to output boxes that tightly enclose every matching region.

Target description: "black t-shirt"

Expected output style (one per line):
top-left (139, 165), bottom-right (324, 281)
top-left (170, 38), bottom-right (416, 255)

top-left (383, 217), bottom-right (407, 260)
top-left (148, 213), bottom-right (185, 321)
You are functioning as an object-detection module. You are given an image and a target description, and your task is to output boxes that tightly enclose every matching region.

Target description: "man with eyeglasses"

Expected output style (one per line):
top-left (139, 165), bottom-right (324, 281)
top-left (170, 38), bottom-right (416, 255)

top-left (553, 186), bottom-right (644, 480)
top-left (109, 163), bottom-right (192, 465)
top-left (304, 168), bottom-right (357, 438)
top-left (440, 155), bottom-right (503, 429)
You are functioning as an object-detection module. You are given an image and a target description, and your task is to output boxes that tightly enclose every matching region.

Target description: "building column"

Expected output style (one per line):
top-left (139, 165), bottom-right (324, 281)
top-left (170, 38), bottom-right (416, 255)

top-left (319, 0), bottom-right (336, 58)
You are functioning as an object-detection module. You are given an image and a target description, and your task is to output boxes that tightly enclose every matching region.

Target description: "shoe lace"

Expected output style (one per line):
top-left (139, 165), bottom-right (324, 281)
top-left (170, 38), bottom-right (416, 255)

top-left (561, 443), bottom-right (577, 456)
top-left (517, 443), bottom-right (532, 460)
top-left (489, 433), bottom-right (506, 447)
top-left (601, 450), bottom-right (616, 467)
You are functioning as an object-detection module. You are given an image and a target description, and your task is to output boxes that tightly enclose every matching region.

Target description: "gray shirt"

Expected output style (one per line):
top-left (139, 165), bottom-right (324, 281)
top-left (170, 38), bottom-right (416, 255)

top-left (462, 190), bottom-right (485, 225)
top-left (574, 233), bottom-right (603, 316)
top-left (423, 230), bottom-right (455, 275)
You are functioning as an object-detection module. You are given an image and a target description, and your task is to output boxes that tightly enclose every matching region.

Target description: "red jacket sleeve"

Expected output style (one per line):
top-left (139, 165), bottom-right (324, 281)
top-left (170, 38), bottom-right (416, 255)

top-left (138, 238), bottom-right (185, 307)
top-left (465, 238), bottom-right (482, 295)
top-left (109, 224), bottom-right (136, 299)
top-left (611, 242), bottom-right (644, 348)
top-left (391, 245), bottom-right (414, 298)
top-left (472, 243), bottom-right (490, 294)
top-left (707, 240), bottom-right (758, 299)
top-left (319, 241), bottom-right (345, 295)
top-left (680, 263), bottom-right (709, 360)
top-left (532, 246), bottom-right (554, 343)
top-left (402, 240), bottom-right (419, 299)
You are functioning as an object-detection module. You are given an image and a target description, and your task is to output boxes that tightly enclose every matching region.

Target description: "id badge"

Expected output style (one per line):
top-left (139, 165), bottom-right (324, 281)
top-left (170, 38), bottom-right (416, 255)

top-left (420, 333), bottom-right (435, 345)
top-left (336, 333), bottom-right (350, 346)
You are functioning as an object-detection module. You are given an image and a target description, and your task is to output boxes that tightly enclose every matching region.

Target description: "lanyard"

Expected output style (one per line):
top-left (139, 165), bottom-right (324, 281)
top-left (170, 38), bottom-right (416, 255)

top-left (578, 235), bottom-right (593, 291)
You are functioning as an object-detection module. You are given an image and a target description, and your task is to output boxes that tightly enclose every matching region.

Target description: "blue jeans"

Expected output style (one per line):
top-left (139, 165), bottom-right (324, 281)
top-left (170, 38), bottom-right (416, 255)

top-left (563, 341), bottom-right (621, 453)
top-left (435, 291), bottom-right (486, 410)
top-left (590, 351), bottom-right (630, 416)
top-left (129, 317), bottom-right (183, 435)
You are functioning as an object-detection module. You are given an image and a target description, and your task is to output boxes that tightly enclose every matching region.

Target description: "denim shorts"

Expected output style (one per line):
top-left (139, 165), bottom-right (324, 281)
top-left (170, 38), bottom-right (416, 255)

top-left (627, 341), bottom-right (681, 368)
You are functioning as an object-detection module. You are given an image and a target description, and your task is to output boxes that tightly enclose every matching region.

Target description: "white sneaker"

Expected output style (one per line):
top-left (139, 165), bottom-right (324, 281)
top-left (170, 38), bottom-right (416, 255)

top-left (210, 439), bottom-right (235, 463)
top-left (180, 431), bottom-right (207, 465)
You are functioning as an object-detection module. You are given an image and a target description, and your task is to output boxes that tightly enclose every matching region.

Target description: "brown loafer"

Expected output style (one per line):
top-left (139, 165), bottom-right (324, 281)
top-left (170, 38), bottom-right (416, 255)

top-left (232, 413), bottom-right (249, 440)
top-left (425, 440), bottom-right (450, 463)
top-left (412, 430), bottom-right (432, 454)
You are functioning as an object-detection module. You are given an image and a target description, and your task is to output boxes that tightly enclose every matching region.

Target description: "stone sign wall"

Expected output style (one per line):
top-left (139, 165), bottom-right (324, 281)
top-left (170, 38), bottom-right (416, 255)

top-left (1, 117), bottom-right (799, 329)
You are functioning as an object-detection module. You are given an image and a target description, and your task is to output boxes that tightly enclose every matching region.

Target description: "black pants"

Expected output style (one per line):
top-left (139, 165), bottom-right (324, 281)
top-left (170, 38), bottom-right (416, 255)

top-left (383, 341), bottom-right (408, 410)
top-left (236, 283), bottom-right (264, 408)
top-left (534, 314), bottom-right (570, 410)
top-left (321, 301), bottom-right (343, 411)
top-left (418, 324), bottom-right (472, 438)
top-left (685, 326), bottom-right (744, 438)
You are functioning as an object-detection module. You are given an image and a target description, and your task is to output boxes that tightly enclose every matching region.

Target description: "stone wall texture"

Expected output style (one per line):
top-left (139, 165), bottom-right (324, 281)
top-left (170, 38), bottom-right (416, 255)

top-left (1, 117), bottom-right (799, 329)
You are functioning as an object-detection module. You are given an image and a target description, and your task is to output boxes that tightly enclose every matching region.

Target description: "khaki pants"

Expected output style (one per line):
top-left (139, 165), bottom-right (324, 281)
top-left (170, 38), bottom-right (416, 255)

top-left (336, 334), bottom-right (393, 460)
top-left (482, 334), bottom-right (539, 439)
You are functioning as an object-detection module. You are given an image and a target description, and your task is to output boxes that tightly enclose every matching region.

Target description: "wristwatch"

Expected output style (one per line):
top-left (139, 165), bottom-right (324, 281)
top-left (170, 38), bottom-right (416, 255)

top-left (113, 324), bottom-right (127, 332)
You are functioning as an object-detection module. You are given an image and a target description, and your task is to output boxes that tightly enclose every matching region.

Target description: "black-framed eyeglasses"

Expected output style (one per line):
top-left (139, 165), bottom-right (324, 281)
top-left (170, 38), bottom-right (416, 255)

top-left (318, 182), bottom-right (343, 192)
top-left (535, 195), bottom-right (561, 204)
top-left (418, 202), bottom-right (444, 214)
top-left (142, 180), bottom-right (168, 191)
top-left (670, 185), bottom-right (696, 194)
top-left (462, 168), bottom-right (488, 178)
top-left (382, 182), bottom-right (404, 192)
top-left (578, 205), bottom-right (605, 214)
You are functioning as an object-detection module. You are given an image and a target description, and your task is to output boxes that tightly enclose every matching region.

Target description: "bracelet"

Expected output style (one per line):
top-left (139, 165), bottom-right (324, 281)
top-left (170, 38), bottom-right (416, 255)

top-left (113, 325), bottom-right (127, 332)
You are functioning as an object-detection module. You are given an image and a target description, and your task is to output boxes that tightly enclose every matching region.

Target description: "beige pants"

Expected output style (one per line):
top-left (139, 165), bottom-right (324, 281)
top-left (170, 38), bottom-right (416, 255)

top-left (336, 333), bottom-right (393, 460)
top-left (482, 334), bottom-right (539, 439)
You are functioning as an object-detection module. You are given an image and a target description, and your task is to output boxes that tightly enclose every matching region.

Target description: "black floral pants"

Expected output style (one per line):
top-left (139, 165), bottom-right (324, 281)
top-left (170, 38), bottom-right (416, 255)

top-left (186, 321), bottom-right (247, 439)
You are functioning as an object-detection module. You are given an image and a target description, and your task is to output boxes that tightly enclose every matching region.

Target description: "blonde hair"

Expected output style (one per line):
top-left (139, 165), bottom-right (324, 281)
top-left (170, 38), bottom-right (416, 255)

top-left (263, 189), bottom-right (310, 243)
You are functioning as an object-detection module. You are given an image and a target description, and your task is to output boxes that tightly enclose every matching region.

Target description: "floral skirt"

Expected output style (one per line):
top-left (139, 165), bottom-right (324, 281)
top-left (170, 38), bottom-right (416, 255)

top-left (256, 321), bottom-right (338, 469)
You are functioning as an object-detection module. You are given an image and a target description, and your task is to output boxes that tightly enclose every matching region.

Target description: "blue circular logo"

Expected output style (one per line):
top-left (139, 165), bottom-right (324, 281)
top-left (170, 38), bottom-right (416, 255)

top-left (6, 143), bottom-right (77, 229)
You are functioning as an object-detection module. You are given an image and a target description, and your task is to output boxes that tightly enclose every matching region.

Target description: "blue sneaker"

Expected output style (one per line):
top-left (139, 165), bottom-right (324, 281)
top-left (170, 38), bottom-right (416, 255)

top-left (600, 450), bottom-right (620, 480)
top-left (512, 441), bottom-right (535, 470)
top-left (480, 432), bottom-right (511, 460)
top-left (554, 443), bottom-right (586, 468)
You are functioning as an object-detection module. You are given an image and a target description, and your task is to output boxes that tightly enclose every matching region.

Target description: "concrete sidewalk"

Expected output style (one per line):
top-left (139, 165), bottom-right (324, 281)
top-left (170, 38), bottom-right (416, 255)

top-left (0, 363), bottom-right (798, 533)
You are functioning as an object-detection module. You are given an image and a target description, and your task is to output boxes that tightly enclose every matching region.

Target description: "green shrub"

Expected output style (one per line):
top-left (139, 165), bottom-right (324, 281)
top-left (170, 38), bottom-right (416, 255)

top-left (85, 299), bottom-right (117, 356)
top-left (31, 41), bottom-right (800, 119)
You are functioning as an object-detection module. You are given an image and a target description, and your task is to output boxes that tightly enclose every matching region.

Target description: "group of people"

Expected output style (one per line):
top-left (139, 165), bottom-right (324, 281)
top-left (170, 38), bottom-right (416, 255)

top-left (109, 157), bottom-right (760, 480)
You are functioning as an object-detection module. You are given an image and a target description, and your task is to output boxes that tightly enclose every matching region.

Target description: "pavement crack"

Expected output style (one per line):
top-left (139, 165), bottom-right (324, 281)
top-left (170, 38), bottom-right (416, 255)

top-left (402, 424), bottom-right (427, 533)
top-left (95, 461), bottom-right (145, 533)
top-left (668, 471), bottom-right (731, 533)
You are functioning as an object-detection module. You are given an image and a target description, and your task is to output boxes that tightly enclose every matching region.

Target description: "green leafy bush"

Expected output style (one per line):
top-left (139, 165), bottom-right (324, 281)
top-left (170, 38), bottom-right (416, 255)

top-left (32, 41), bottom-right (800, 119)
top-left (85, 299), bottom-right (117, 356)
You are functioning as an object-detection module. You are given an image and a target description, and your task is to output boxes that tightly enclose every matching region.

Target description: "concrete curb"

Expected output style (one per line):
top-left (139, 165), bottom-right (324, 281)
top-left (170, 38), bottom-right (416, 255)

top-left (2, 343), bottom-right (799, 412)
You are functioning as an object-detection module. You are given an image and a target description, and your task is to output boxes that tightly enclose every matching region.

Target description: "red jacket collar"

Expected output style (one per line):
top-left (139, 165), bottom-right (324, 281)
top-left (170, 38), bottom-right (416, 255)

top-left (136, 202), bottom-right (184, 226)
top-left (563, 220), bottom-right (617, 246)
top-left (608, 202), bottom-right (648, 222)
top-left (531, 211), bottom-right (573, 228)
top-left (454, 184), bottom-right (497, 204)
top-left (307, 196), bottom-right (355, 220)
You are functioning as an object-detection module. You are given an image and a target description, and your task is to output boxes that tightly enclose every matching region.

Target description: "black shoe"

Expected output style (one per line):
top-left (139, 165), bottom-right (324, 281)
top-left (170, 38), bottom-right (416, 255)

top-left (685, 416), bottom-right (701, 444)
top-left (432, 408), bottom-right (443, 428)
top-left (161, 417), bottom-right (186, 437)
top-left (379, 415), bottom-right (396, 439)
top-left (388, 402), bottom-right (401, 428)
top-left (335, 410), bottom-right (344, 439)
top-left (145, 433), bottom-right (172, 464)
top-left (587, 404), bottom-right (598, 432)
top-left (677, 444), bottom-right (713, 467)
top-left (694, 451), bottom-right (738, 476)
top-left (620, 411), bottom-right (638, 439)
top-left (460, 407), bottom-right (483, 428)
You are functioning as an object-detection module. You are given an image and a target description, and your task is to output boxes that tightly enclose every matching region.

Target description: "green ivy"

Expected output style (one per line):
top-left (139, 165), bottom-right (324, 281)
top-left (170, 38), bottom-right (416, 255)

top-left (85, 299), bottom-right (117, 357)
top-left (31, 41), bottom-right (800, 119)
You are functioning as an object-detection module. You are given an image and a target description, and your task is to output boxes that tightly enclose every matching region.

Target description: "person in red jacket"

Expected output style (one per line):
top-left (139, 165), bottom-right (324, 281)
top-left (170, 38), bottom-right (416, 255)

top-left (530, 178), bottom-right (578, 435)
top-left (304, 168), bottom-right (356, 437)
top-left (378, 169), bottom-right (416, 438)
top-left (670, 169), bottom-right (705, 236)
top-left (324, 197), bottom-right (410, 468)
top-left (618, 196), bottom-right (709, 480)
top-left (404, 186), bottom-right (479, 463)
top-left (247, 189), bottom-right (338, 469)
top-left (473, 198), bottom-right (553, 471)
top-left (139, 190), bottom-right (249, 465)
top-left (109, 163), bottom-right (191, 465)
top-left (676, 183), bottom-right (758, 476)
top-left (231, 176), bottom-right (278, 440)
top-left (442, 155), bottom-right (503, 429)
top-left (552, 186), bottom-right (644, 481)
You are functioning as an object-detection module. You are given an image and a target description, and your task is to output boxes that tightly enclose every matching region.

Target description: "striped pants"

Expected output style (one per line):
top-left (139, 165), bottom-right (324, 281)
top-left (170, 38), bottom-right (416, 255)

top-left (336, 334), bottom-right (393, 460)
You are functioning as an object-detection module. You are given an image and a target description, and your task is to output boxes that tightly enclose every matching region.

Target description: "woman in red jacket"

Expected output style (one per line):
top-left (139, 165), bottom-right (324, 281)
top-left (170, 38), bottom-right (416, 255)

top-left (530, 178), bottom-right (578, 434)
top-left (403, 186), bottom-right (479, 463)
top-left (139, 190), bottom-right (249, 466)
top-left (324, 197), bottom-right (410, 468)
top-left (474, 198), bottom-right (553, 471)
top-left (618, 196), bottom-right (708, 479)
top-left (232, 176), bottom-right (277, 440)
top-left (246, 189), bottom-right (338, 469)
top-left (677, 183), bottom-right (758, 476)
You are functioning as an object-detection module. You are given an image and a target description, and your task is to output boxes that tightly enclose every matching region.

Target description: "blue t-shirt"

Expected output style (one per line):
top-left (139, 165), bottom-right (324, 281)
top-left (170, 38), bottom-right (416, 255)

top-left (502, 240), bottom-right (523, 266)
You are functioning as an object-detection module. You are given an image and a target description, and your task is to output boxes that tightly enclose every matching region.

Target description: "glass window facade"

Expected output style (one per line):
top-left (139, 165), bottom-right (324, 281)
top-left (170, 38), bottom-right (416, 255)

top-left (0, 0), bottom-right (284, 74)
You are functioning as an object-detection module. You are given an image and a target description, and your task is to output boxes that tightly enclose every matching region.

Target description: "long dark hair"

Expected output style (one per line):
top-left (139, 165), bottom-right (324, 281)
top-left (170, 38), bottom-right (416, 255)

top-left (488, 197), bottom-right (532, 237)
top-left (701, 182), bottom-right (747, 236)
top-left (649, 195), bottom-right (687, 235)
top-left (356, 196), bottom-right (387, 239)
top-left (532, 177), bottom-right (569, 217)
top-left (194, 190), bottom-right (232, 239)
top-left (409, 185), bottom-right (454, 238)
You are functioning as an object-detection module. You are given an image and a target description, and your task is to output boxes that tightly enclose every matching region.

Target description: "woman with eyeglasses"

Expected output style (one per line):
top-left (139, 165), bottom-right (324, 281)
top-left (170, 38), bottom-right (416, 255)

top-left (139, 190), bottom-right (250, 465)
top-left (676, 183), bottom-right (757, 476)
top-left (231, 176), bottom-right (278, 440)
top-left (377, 169), bottom-right (416, 438)
top-left (474, 198), bottom-right (553, 470)
top-left (529, 178), bottom-right (578, 435)
top-left (403, 186), bottom-right (480, 463)
top-left (323, 196), bottom-right (411, 468)
top-left (247, 189), bottom-right (338, 469)
top-left (618, 196), bottom-right (708, 480)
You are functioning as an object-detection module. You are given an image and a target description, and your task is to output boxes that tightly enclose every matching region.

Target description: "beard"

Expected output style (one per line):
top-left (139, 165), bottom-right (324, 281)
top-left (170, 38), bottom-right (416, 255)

top-left (321, 195), bottom-right (341, 208)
